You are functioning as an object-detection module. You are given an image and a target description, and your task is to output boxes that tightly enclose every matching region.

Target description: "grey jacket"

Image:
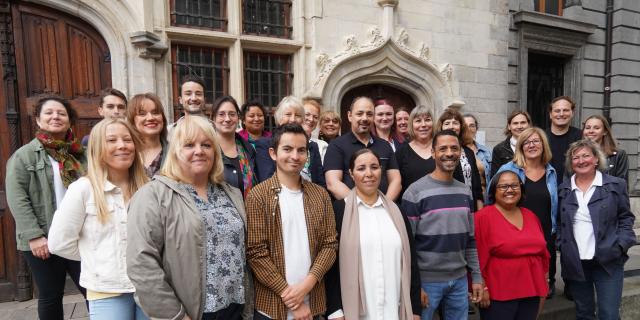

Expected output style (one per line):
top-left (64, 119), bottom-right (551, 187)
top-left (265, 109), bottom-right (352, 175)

top-left (126, 175), bottom-right (253, 320)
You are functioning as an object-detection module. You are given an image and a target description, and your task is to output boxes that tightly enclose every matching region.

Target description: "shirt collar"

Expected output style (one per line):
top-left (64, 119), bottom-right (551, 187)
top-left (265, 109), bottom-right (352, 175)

top-left (104, 180), bottom-right (118, 192)
top-left (348, 131), bottom-right (374, 146)
top-left (571, 171), bottom-right (603, 191)
top-left (356, 195), bottom-right (383, 209)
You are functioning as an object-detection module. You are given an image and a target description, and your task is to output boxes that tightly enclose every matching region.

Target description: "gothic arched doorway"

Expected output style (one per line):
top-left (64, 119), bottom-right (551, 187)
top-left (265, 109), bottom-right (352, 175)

top-left (340, 84), bottom-right (416, 133)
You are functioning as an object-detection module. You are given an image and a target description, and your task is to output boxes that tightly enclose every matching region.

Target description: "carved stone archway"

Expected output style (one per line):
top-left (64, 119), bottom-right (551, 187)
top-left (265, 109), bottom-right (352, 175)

top-left (305, 1), bottom-right (464, 115)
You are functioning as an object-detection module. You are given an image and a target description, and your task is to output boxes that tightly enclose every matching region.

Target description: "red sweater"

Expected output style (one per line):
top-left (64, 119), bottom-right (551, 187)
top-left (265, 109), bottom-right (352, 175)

top-left (474, 205), bottom-right (549, 301)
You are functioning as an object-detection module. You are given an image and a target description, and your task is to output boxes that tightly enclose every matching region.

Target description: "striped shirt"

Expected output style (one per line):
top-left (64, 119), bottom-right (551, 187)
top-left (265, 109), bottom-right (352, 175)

top-left (401, 175), bottom-right (482, 283)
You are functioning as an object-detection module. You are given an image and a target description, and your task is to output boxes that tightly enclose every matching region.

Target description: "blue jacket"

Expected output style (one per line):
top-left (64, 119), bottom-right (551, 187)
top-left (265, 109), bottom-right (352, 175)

top-left (254, 137), bottom-right (326, 187)
top-left (557, 173), bottom-right (636, 281)
top-left (495, 161), bottom-right (558, 233)
top-left (473, 142), bottom-right (492, 203)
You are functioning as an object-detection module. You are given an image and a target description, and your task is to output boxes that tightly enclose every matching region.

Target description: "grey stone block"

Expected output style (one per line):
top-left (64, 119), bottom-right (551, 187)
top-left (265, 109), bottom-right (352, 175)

top-left (582, 0), bottom-right (607, 12)
top-left (612, 60), bottom-right (640, 76)
top-left (613, 43), bottom-right (640, 60)
top-left (615, 0), bottom-right (640, 13)
top-left (585, 43), bottom-right (605, 60)
top-left (582, 59), bottom-right (605, 76)
top-left (611, 92), bottom-right (640, 108)
top-left (583, 8), bottom-right (606, 28)
top-left (613, 27), bottom-right (640, 46)
top-left (612, 75), bottom-right (640, 92)
top-left (488, 54), bottom-right (508, 70)
top-left (583, 75), bottom-right (605, 92)
top-left (614, 10), bottom-right (640, 28)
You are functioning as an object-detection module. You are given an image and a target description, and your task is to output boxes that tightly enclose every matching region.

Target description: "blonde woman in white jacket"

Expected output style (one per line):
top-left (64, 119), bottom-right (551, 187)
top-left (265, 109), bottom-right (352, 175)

top-left (48, 118), bottom-right (149, 320)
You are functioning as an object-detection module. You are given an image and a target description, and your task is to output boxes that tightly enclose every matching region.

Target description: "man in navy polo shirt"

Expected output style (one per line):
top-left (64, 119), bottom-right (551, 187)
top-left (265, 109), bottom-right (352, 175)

top-left (324, 96), bottom-right (401, 201)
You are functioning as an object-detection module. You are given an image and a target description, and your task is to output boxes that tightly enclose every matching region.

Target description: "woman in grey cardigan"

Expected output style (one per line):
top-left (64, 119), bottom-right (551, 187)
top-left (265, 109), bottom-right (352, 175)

top-left (5, 96), bottom-right (86, 320)
top-left (127, 116), bottom-right (253, 320)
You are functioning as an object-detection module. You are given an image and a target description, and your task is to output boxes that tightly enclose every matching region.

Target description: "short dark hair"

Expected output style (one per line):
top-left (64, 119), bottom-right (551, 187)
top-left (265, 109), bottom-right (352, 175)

top-left (350, 96), bottom-right (374, 111)
top-left (504, 110), bottom-right (532, 136)
top-left (348, 148), bottom-right (380, 171)
top-left (99, 88), bottom-right (127, 107)
top-left (179, 75), bottom-right (206, 94)
top-left (487, 170), bottom-right (525, 206)
top-left (548, 95), bottom-right (575, 112)
top-left (432, 129), bottom-right (461, 148)
top-left (241, 100), bottom-right (266, 121)
top-left (33, 95), bottom-right (78, 126)
top-left (270, 123), bottom-right (309, 150)
top-left (211, 95), bottom-right (240, 119)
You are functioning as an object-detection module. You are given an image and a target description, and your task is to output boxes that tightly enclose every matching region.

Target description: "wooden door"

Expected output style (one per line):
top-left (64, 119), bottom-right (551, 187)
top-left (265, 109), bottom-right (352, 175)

top-left (340, 84), bottom-right (416, 134)
top-left (0, 0), bottom-right (111, 301)
top-left (527, 52), bottom-right (566, 129)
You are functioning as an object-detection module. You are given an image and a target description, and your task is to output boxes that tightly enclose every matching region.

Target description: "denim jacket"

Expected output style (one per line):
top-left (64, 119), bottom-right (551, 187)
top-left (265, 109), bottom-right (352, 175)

top-left (474, 142), bottom-right (492, 203)
top-left (495, 161), bottom-right (558, 234)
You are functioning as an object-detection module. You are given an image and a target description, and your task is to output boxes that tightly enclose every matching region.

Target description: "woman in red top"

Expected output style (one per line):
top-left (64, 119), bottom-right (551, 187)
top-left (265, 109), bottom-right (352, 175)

top-left (475, 169), bottom-right (549, 320)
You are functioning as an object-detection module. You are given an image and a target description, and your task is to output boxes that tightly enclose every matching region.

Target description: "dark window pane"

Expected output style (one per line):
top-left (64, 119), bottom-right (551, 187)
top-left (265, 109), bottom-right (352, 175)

top-left (172, 44), bottom-right (229, 119)
top-left (171, 0), bottom-right (227, 30)
top-left (244, 52), bottom-right (292, 131)
top-left (242, 0), bottom-right (292, 38)
top-left (546, 0), bottom-right (560, 15)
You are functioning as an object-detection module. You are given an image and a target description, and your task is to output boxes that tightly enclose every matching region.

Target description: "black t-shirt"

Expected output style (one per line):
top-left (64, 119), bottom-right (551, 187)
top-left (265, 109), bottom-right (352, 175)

top-left (324, 131), bottom-right (399, 193)
top-left (546, 126), bottom-right (582, 185)
top-left (396, 143), bottom-right (435, 194)
top-left (522, 175), bottom-right (552, 240)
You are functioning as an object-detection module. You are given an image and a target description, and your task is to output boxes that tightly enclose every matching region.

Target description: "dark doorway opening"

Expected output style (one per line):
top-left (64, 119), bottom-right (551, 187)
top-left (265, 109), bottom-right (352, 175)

top-left (340, 84), bottom-right (416, 134)
top-left (527, 52), bottom-right (566, 129)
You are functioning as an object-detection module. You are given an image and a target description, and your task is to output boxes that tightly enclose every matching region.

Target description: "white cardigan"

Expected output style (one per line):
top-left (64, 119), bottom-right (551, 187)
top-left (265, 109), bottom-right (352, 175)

top-left (48, 177), bottom-right (135, 293)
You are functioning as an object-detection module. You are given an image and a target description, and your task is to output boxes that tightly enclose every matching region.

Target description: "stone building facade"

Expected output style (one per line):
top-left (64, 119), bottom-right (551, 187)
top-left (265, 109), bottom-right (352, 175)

top-left (0, 0), bottom-right (638, 301)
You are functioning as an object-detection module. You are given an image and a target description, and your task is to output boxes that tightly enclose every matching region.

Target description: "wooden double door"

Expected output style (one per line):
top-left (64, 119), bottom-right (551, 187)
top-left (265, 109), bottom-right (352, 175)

top-left (0, 0), bottom-right (111, 301)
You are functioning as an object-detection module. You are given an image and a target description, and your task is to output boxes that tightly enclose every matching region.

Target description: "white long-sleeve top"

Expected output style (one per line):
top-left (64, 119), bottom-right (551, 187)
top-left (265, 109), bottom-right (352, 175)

top-left (358, 196), bottom-right (402, 320)
top-left (570, 171), bottom-right (603, 260)
top-left (48, 177), bottom-right (135, 293)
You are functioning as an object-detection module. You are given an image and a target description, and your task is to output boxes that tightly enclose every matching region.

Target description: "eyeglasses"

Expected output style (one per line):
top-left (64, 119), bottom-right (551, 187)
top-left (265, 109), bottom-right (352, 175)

top-left (496, 184), bottom-right (520, 191)
top-left (523, 139), bottom-right (541, 146)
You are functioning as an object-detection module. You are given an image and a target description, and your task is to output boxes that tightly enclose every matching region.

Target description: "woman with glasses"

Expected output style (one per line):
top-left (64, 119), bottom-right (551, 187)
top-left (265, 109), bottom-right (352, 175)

top-left (212, 96), bottom-right (259, 198)
top-left (494, 127), bottom-right (558, 298)
top-left (318, 110), bottom-right (341, 143)
top-left (475, 169), bottom-right (549, 319)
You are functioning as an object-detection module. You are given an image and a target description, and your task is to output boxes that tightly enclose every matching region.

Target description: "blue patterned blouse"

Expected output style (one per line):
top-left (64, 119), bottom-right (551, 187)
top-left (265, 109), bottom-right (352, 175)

top-left (181, 183), bottom-right (246, 312)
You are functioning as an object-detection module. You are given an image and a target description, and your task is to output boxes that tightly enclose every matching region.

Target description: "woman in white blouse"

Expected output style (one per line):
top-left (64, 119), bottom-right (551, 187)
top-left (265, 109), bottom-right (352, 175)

top-left (557, 139), bottom-right (635, 320)
top-left (325, 148), bottom-right (423, 320)
top-left (48, 118), bottom-right (149, 319)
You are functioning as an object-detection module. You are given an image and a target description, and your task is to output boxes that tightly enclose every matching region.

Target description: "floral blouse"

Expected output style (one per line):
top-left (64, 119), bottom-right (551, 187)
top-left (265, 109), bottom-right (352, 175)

top-left (181, 183), bottom-right (246, 312)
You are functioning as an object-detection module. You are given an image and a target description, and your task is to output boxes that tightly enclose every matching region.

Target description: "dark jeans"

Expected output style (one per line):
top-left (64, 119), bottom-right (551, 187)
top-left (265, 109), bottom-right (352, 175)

top-left (568, 259), bottom-right (624, 320)
top-left (548, 233), bottom-right (557, 287)
top-left (203, 303), bottom-right (244, 320)
top-left (479, 297), bottom-right (540, 320)
top-left (22, 251), bottom-right (86, 320)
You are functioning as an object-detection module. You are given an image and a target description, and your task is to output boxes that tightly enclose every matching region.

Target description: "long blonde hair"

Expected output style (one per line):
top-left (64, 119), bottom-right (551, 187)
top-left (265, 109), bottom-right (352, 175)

top-left (160, 115), bottom-right (224, 184)
top-left (582, 114), bottom-right (618, 156)
top-left (87, 119), bottom-right (149, 223)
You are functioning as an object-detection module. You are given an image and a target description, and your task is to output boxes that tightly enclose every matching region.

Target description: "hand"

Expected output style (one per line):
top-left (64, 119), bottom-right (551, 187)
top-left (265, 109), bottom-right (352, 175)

top-left (183, 314), bottom-right (192, 320)
top-left (470, 283), bottom-right (483, 304)
top-left (413, 316), bottom-right (421, 320)
top-left (29, 237), bottom-right (50, 260)
top-left (291, 302), bottom-right (312, 320)
top-left (479, 288), bottom-right (490, 309)
top-left (282, 277), bottom-right (315, 309)
top-left (420, 288), bottom-right (429, 308)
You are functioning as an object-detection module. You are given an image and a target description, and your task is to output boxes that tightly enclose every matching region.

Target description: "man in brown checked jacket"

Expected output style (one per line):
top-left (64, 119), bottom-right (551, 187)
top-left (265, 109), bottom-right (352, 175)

top-left (246, 123), bottom-right (337, 320)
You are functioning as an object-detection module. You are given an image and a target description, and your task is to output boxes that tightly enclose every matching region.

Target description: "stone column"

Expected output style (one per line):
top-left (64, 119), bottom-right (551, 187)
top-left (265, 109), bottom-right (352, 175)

top-left (377, 0), bottom-right (398, 40)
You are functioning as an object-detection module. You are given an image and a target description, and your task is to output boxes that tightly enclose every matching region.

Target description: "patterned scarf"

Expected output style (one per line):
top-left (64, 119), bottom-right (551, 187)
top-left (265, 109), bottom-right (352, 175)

top-left (236, 137), bottom-right (257, 198)
top-left (35, 129), bottom-right (85, 188)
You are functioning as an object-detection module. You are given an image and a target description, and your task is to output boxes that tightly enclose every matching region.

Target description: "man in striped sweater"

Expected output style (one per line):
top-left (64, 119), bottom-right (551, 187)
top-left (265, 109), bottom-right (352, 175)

top-left (401, 130), bottom-right (482, 320)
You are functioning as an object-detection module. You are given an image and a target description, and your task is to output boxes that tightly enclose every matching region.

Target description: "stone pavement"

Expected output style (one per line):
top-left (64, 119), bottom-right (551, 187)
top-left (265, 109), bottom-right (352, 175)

top-left (0, 294), bottom-right (86, 320)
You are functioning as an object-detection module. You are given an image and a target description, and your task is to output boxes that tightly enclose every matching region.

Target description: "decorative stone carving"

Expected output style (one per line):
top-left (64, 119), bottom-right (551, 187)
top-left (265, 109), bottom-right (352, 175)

top-left (130, 31), bottom-right (168, 60)
top-left (377, 0), bottom-right (399, 7)
top-left (419, 43), bottom-right (430, 61)
top-left (396, 28), bottom-right (409, 48)
top-left (366, 26), bottom-right (384, 47)
top-left (440, 63), bottom-right (453, 82)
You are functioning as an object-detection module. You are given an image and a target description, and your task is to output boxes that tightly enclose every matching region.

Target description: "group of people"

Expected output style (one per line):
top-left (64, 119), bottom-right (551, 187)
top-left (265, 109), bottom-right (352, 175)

top-left (4, 74), bottom-right (635, 320)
